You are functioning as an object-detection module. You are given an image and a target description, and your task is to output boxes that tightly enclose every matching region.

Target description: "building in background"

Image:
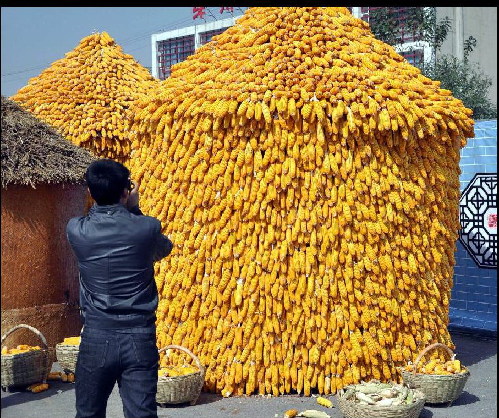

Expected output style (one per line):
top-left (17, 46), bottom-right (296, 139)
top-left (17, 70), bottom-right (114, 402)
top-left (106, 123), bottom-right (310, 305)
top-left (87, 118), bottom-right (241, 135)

top-left (151, 15), bottom-right (242, 79)
top-left (451, 119), bottom-right (497, 334)
top-left (436, 7), bottom-right (497, 106)
top-left (350, 7), bottom-right (431, 67)
top-left (351, 7), bottom-right (497, 107)
top-left (151, 7), bottom-right (428, 79)
top-left (152, 7), bottom-right (496, 107)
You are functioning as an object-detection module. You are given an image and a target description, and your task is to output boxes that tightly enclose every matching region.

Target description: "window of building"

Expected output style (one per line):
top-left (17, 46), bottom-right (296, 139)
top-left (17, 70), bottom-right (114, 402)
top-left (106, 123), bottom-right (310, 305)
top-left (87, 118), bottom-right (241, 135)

top-left (361, 7), bottom-right (423, 44)
top-left (360, 7), bottom-right (428, 66)
top-left (400, 48), bottom-right (425, 67)
top-left (157, 35), bottom-right (195, 80)
top-left (199, 28), bottom-right (227, 46)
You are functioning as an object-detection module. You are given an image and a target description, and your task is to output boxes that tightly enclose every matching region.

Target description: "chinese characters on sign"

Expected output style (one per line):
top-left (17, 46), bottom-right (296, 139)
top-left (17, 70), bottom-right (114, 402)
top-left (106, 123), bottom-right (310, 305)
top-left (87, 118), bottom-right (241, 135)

top-left (192, 7), bottom-right (206, 19)
top-left (193, 7), bottom-right (234, 20)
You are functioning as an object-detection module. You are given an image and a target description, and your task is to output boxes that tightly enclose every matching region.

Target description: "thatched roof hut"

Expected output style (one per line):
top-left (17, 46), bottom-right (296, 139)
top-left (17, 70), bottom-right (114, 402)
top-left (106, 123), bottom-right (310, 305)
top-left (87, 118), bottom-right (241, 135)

top-left (1, 95), bottom-right (95, 358)
top-left (1, 95), bottom-right (94, 188)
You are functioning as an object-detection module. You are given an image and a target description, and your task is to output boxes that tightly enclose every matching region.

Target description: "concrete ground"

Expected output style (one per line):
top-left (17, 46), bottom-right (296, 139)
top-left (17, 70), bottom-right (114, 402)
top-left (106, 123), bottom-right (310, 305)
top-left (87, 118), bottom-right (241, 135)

top-left (1, 330), bottom-right (496, 418)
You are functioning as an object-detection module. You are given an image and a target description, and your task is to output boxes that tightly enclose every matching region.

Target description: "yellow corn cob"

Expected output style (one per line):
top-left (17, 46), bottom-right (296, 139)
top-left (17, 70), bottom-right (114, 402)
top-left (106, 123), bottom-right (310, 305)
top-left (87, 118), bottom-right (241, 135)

top-left (122, 6), bottom-right (472, 398)
top-left (11, 32), bottom-right (159, 165)
top-left (47, 372), bottom-right (62, 381)
top-left (62, 337), bottom-right (81, 345)
top-left (2, 345), bottom-right (42, 355)
top-left (29, 383), bottom-right (49, 393)
top-left (317, 396), bottom-right (333, 408)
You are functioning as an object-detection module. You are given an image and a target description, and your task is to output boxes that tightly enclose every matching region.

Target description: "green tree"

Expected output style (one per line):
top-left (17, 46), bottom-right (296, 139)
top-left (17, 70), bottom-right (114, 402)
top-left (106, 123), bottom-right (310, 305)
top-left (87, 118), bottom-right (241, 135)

top-left (367, 8), bottom-right (401, 47)
top-left (369, 7), bottom-right (451, 64)
top-left (368, 7), bottom-right (497, 119)
top-left (423, 56), bottom-right (496, 119)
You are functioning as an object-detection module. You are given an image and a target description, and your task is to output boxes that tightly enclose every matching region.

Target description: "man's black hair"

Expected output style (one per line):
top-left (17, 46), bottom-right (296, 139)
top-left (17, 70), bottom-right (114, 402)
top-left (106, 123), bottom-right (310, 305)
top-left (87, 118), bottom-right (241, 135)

top-left (85, 159), bottom-right (130, 205)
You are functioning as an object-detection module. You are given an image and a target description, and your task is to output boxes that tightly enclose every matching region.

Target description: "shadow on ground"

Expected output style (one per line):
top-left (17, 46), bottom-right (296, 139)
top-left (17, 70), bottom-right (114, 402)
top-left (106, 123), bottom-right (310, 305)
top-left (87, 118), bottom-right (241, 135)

top-left (450, 330), bottom-right (497, 367)
top-left (420, 409), bottom-right (434, 418)
top-left (1, 381), bottom-right (74, 409)
top-left (427, 391), bottom-right (480, 407)
top-left (157, 391), bottom-right (222, 409)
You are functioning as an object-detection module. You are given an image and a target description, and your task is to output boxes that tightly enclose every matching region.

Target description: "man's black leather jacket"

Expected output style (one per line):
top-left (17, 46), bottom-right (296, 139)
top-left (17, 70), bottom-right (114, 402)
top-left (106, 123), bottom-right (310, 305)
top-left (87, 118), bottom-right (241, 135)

top-left (66, 203), bottom-right (173, 331)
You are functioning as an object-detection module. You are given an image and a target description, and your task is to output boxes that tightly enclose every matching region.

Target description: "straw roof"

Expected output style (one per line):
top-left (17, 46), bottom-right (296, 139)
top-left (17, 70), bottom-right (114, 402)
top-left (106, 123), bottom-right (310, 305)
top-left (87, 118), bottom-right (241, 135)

top-left (1, 96), bottom-right (95, 188)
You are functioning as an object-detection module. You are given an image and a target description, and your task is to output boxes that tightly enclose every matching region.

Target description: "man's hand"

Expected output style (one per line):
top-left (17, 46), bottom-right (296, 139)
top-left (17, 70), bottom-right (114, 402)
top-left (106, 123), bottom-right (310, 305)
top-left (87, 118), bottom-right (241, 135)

top-left (126, 180), bottom-right (140, 210)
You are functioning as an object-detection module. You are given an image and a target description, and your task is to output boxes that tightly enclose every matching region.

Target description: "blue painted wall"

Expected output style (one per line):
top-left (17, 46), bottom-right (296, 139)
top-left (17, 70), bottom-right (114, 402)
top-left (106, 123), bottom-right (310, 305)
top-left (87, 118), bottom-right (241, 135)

top-left (450, 119), bottom-right (497, 333)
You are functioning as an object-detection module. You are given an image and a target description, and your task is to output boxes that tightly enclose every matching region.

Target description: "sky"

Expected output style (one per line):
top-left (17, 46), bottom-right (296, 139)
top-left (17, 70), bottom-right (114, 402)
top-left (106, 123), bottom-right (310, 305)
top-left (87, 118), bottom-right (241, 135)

top-left (1, 7), bottom-right (246, 98)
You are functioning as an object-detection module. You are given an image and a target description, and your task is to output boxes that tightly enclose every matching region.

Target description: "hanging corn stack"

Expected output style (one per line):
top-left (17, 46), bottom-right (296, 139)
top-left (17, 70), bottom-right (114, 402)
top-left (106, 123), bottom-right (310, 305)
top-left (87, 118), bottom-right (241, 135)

top-left (11, 31), bottom-right (158, 164)
top-left (127, 7), bottom-right (474, 397)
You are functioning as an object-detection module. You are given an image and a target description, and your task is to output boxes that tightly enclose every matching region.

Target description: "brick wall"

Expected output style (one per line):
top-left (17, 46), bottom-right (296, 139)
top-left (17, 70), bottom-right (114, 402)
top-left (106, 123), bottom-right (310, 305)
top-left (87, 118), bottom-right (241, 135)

top-left (450, 119), bottom-right (497, 333)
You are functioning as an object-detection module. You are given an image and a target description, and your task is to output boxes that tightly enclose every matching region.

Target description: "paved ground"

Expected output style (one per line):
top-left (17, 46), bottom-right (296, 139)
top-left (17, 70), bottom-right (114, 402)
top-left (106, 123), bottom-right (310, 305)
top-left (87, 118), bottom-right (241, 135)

top-left (1, 329), bottom-right (496, 418)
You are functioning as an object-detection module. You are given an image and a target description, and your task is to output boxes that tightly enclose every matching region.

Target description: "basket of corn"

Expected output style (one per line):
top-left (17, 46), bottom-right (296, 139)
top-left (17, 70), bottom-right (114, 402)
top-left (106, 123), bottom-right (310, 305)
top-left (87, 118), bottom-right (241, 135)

top-left (55, 336), bottom-right (81, 374)
top-left (156, 344), bottom-right (205, 405)
top-left (1, 324), bottom-right (51, 389)
top-left (336, 380), bottom-right (426, 418)
top-left (400, 342), bottom-right (469, 404)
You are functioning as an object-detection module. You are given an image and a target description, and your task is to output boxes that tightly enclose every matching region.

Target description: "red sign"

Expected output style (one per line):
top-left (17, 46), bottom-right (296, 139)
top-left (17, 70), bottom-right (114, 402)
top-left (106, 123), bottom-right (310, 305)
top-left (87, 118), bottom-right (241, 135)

top-left (192, 7), bottom-right (206, 19)
top-left (488, 213), bottom-right (497, 228)
top-left (220, 7), bottom-right (234, 14)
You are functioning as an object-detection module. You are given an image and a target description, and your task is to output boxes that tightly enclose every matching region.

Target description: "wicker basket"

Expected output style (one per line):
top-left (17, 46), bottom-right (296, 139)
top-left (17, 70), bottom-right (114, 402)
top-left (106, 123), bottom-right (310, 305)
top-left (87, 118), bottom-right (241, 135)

top-left (400, 342), bottom-right (470, 405)
top-left (156, 345), bottom-right (205, 406)
top-left (55, 342), bottom-right (80, 373)
top-left (1, 324), bottom-right (51, 389)
top-left (337, 387), bottom-right (426, 418)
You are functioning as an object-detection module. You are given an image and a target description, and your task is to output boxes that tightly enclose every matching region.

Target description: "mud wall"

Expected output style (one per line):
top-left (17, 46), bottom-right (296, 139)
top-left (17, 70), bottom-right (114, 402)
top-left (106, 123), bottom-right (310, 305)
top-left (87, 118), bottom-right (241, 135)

top-left (1, 183), bottom-right (87, 355)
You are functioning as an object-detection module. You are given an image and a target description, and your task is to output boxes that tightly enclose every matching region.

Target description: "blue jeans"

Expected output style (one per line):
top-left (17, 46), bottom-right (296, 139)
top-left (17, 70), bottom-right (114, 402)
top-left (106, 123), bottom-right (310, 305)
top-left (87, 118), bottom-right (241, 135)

top-left (75, 327), bottom-right (158, 418)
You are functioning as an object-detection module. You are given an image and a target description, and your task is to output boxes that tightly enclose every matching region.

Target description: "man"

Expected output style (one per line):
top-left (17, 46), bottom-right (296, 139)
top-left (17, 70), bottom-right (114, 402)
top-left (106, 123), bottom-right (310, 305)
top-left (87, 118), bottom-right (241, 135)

top-left (67, 159), bottom-right (173, 418)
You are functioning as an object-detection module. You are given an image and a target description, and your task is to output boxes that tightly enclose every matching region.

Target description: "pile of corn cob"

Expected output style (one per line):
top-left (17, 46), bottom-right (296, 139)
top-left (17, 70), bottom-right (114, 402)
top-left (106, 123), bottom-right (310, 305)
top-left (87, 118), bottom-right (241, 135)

top-left (135, 7), bottom-right (471, 396)
top-left (158, 364), bottom-right (200, 377)
top-left (1, 345), bottom-right (41, 355)
top-left (338, 380), bottom-right (423, 406)
top-left (27, 382), bottom-right (49, 393)
top-left (11, 32), bottom-right (158, 164)
top-left (60, 337), bottom-right (81, 346)
top-left (403, 358), bottom-right (466, 375)
top-left (47, 371), bottom-right (75, 382)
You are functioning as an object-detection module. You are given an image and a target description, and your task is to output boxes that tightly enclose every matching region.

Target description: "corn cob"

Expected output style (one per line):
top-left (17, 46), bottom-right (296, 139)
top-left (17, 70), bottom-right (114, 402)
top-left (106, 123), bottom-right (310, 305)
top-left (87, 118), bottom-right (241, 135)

top-left (11, 32), bottom-right (158, 164)
top-left (317, 396), bottom-right (334, 408)
top-left (28, 383), bottom-right (49, 393)
top-left (126, 6), bottom-right (473, 397)
top-left (1, 345), bottom-right (41, 355)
